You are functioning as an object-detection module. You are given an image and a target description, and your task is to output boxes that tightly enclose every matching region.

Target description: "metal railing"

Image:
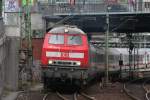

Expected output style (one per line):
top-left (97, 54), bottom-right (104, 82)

top-left (38, 2), bottom-right (150, 15)
top-left (92, 42), bottom-right (150, 48)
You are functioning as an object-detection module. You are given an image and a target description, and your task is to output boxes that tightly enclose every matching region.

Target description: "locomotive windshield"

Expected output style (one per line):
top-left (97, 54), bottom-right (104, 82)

top-left (48, 34), bottom-right (82, 45)
top-left (49, 34), bottom-right (64, 44)
top-left (67, 35), bottom-right (82, 45)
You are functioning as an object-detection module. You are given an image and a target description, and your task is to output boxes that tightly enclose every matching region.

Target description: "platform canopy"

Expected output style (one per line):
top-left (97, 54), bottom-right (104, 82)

top-left (43, 12), bottom-right (150, 33)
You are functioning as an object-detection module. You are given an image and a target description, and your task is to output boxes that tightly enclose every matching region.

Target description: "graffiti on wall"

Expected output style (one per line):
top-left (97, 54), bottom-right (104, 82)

top-left (5, 0), bottom-right (19, 12)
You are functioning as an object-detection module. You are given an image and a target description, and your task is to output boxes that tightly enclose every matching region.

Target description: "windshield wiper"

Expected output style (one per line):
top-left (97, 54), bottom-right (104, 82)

top-left (70, 36), bottom-right (75, 40)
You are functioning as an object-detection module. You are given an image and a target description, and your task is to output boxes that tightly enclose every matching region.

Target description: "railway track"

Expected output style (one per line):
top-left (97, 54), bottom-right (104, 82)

top-left (16, 91), bottom-right (28, 100)
top-left (42, 92), bottom-right (96, 100)
top-left (124, 78), bottom-right (150, 100)
top-left (43, 92), bottom-right (75, 100)
top-left (15, 81), bottom-right (131, 100)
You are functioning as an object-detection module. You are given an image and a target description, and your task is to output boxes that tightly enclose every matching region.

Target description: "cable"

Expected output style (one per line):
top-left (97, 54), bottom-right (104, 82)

top-left (51, 15), bottom-right (74, 28)
top-left (110, 18), bottom-right (130, 32)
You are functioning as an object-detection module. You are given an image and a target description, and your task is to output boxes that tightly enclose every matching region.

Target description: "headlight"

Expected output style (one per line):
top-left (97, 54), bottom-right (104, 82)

top-left (46, 51), bottom-right (61, 57)
top-left (48, 60), bottom-right (53, 64)
top-left (76, 61), bottom-right (81, 66)
top-left (69, 53), bottom-right (84, 58)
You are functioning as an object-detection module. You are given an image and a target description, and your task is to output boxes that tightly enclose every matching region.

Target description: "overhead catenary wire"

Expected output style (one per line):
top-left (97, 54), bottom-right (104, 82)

top-left (51, 15), bottom-right (74, 28)
top-left (50, 0), bottom-right (78, 28)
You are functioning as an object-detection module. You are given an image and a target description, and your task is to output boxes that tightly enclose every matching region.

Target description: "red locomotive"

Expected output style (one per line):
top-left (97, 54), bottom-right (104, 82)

top-left (41, 25), bottom-right (150, 90)
top-left (41, 25), bottom-right (102, 89)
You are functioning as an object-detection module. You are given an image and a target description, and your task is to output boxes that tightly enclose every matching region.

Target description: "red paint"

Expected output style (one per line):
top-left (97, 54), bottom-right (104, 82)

top-left (32, 38), bottom-right (44, 60)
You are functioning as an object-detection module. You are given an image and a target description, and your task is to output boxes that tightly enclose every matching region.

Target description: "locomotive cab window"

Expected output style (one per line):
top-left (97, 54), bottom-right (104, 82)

top-left (67, 35), bottom-right (82, 45)
top-left (49, 34), bottom-right (64, 44)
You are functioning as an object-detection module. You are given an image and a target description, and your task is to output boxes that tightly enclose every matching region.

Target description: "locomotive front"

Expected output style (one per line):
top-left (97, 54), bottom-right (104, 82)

top-left (41, 25), bottom-right (90, 89)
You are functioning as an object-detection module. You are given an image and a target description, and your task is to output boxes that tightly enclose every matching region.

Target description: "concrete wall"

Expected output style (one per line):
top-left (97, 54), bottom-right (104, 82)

top-left (5, 26), bottom-right (20, 37)
top-left (3, 13), bottom-right (20, 91)
top-left (31, 13), bottom-right (44, 30)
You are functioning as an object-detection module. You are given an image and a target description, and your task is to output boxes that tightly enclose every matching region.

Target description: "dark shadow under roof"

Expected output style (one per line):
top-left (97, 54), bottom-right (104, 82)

top-left (43, 12), bottom-right (150, 33)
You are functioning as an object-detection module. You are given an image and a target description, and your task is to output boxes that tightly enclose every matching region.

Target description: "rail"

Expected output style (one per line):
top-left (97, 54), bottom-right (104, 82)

top-left (43, 92), bottom-right (77, 100)
top-left (56, 92), bottom-right (70, 100)
top-left (143, 79), bottom-right (150, 100)
top-left (123, 79), bottom-right (141, 100)
top-left (42, 91), bottom-right (97, 100)
top-left (124, 78), bottom-right (149, 100)
top-left (80, 92), bottom-right (96, 100)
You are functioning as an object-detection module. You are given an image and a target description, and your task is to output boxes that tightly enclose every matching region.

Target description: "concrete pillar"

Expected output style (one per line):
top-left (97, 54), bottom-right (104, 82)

top-left (0, 63), bottom-right (4, 100)
top-left (5, 37), bottom-right (19, 91)
top-left (0, 37), bottom-right (7, 100)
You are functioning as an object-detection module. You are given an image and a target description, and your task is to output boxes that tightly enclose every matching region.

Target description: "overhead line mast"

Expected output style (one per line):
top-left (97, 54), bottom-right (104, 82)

top-left (19, 0), bottom-right (34, 83)
top-left (105, 0), bottom-right (111, 86)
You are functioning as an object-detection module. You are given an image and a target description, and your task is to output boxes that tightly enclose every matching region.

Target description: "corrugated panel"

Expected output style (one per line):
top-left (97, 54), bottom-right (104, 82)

top-left (32, 38), bottom-right (44, 60)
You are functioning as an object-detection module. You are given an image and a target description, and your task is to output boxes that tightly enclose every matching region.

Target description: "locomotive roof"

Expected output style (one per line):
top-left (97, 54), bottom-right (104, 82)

top-left (49, 25), bottom-right (86, 34)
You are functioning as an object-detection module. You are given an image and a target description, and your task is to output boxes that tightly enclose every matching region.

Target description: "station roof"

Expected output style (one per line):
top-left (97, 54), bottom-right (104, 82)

top-left (108, 48), bottom-right (150, 55)
top-left (43, 12), bottom-right (150, 33)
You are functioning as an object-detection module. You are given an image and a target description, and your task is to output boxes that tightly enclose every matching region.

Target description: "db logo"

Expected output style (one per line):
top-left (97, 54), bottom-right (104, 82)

top-left (61, 52), bottom-right (69, 57)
